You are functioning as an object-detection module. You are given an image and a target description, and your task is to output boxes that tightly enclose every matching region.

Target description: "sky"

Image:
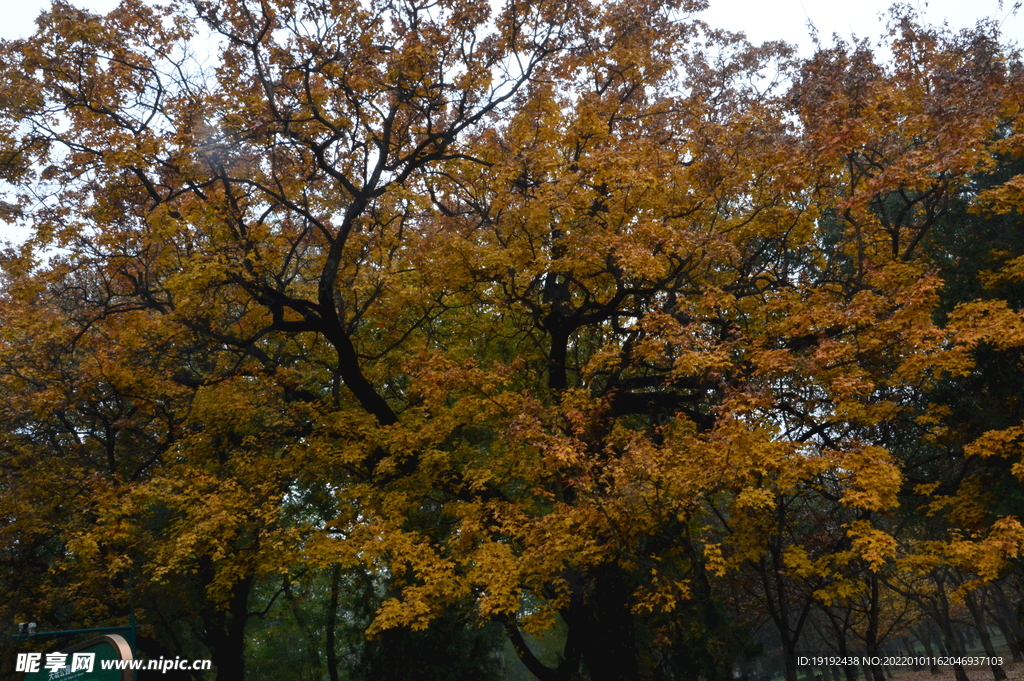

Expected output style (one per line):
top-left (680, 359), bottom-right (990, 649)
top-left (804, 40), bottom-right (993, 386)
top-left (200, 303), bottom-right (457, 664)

top-left (1, 0), bottom-right (1021, 51)
top-left (701, 0), bottom-right (1023, 51)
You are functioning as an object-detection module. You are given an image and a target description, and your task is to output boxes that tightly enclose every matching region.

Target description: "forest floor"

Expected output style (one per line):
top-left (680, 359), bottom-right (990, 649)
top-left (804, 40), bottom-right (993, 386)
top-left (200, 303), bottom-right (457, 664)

top-left (893, 660), bottom-right (1022, 681)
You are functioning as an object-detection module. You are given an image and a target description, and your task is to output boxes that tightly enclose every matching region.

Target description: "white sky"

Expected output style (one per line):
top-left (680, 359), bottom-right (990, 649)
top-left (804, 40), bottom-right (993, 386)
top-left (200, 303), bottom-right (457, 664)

top-left (1, 0), bottom-right (1021, 51)
top-left (702, 0), bottom-right (1023, 51)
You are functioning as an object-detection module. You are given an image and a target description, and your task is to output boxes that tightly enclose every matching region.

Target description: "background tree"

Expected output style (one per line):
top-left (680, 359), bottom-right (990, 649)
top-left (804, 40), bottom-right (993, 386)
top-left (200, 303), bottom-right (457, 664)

top-left (3, 1), bottom-right (1024, 681)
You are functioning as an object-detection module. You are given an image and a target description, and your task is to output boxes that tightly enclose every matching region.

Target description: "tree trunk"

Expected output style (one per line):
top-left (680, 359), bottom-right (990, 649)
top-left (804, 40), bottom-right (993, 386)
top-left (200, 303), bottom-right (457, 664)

top-left (933, 621), bottom-right (949, 656)
top-left (986, 584), bottom-right (1024, 662)
top-left (578, 564), bottom-right (638, 681)
top-left (865, 574), bottom-right (887, 681)
top-left (913, 625), bottom-right (941, 675)
top-left (831, 615), bottom-right (858, 681)
top-left (960, 627), bottom-right (972, 652)
top-left (937, 603), bottom-right (971, 681)
top-left (966, 590), bottom-right (1007, 681)
top-left (784, 646), bottom-right (801, 681)
top-left (205, 574), bottom-right (253, 681)
top-left (987, 607), bottom-right (1022, 662)
top-left (760, 542), bottom-right (812, 681)
top-left (326, 564), bottom-right (342, 681)
top-left (861, 660), bottom-right (873, 681)
top-left (902, 637), bottom-right (922, 671)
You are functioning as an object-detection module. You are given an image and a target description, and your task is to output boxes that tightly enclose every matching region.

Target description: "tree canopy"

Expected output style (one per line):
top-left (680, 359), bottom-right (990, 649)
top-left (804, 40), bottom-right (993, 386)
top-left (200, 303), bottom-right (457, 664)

top-left (3, 1), bottom-right (1024, 680)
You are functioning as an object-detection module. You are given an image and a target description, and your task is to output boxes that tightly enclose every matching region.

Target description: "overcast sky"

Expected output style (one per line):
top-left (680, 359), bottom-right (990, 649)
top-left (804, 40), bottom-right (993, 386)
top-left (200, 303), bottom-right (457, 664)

top-left (2, 0), bottom-right (1021, 51)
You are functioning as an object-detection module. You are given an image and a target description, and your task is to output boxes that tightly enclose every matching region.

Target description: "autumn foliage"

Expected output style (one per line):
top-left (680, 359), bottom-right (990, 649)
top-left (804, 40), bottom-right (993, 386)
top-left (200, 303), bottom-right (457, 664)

top-left (2, 0), bottom-right (1024, 680)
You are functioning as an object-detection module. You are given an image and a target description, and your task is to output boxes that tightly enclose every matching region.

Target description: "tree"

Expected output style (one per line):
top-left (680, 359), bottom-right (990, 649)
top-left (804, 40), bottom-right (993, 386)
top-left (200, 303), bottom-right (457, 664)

top-left (3, 1), bottom-right (1024, 680)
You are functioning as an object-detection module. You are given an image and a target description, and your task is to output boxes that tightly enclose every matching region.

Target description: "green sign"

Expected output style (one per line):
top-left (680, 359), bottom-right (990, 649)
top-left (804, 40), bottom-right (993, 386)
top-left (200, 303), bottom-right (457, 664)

top-left (20, 634), bottom-right (134, 681)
